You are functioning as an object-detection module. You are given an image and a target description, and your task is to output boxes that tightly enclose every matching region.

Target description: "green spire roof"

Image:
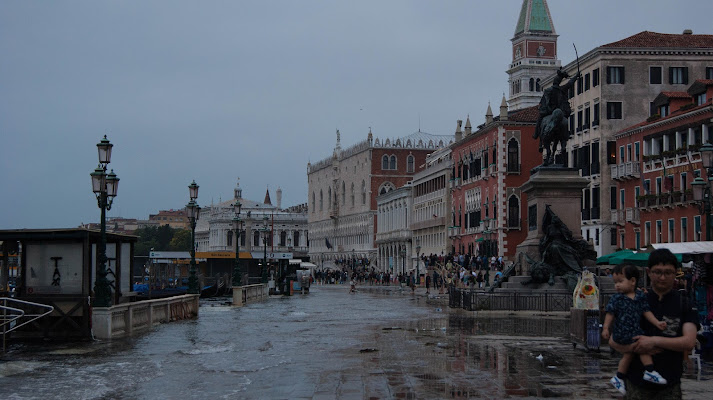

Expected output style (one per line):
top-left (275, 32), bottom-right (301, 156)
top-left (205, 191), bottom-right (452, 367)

top-left (514, 0), bottom-right (555, 36)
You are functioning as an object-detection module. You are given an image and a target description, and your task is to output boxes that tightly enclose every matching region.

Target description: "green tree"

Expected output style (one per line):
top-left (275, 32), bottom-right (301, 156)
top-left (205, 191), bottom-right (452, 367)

top-left (169, 229), bottom-right (192, 251)
top-left (133, 225), bottom-right (176, 256)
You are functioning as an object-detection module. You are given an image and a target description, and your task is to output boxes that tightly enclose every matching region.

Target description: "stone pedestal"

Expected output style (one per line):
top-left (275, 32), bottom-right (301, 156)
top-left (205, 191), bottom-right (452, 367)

top-left (232, 286), bottom-right (243, 307)
top-left (516, 166), bottom-right (589, 275)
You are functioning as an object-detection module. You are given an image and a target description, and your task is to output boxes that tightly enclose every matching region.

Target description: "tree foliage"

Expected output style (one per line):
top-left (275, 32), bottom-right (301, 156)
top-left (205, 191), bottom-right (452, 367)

top-left (134, 225), bottom-right (191, 255)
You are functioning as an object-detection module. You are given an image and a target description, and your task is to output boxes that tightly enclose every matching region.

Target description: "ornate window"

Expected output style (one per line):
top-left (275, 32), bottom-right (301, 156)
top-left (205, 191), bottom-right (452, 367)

top-left (508, 195), bottom-right (520, 228)
top-left (253, 231), bottom-right (260, 246)
top-left (351, 183), bottom-right (355, 206)
top-left (319, 190), bottom-right (323, 211)
top-left (507, 139), bottom-right (520, 172)
top-left (407, 154), bottom-right (414, 173)
top-left (361, 180), bottom-right (366, 204)
top-left (342, 182), bottom-right (346, 205)
top-left (389, 155), bottom-right (397, 170)
top-left (280, 231), bottom-right (287, 246)
top-left (382, 155), bottom-right (389, 170)
top-left (379, 181), bottom-right (395, 195)
top-left (293, 231), bottom-right (300, 247)
top-left (529, 78), bottom-right (534, 91)
top-left (227, 230), bottom-right (233, 246)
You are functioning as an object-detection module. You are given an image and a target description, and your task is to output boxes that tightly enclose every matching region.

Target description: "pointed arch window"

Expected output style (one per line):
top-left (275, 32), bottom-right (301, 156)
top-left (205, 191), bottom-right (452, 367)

top-left (382, 155), bottom-right (389, 170)
top-left (328, 187), bottom-right (332, 209)
top-left (342, 181), bottom-right (346, 205)
top-left (390, 155), bottom-right (397, 170)
top-left (311, 192), bottom-right (316, 212)
top-left (319, 190), bottom-right (323, 211)
top-left (361, 180), bottom-right (366, 204)
top-left (407, 155), bottom-right (415, 173)
top-left (529, 78), bottom-right (535, 92)
top-left (507, 139), bottom-right (520, 172)
top-left (508, 196), bottom-right (520, 228)
top-left (351, 182), bottom-right (355, 206)
top-left (536, 78), bottom-right (541, 92)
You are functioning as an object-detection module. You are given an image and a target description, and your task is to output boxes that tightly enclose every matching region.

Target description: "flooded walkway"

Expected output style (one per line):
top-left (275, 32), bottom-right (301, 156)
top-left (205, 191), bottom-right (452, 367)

top-left (0, 285), bottom-right (709, 399)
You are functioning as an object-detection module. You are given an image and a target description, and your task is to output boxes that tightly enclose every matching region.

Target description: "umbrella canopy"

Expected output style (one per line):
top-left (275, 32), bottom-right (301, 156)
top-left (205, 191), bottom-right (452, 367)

top-left (598, 250), bottom-right (682, 267)
top-left (596, 249), bottom-right (634, 265)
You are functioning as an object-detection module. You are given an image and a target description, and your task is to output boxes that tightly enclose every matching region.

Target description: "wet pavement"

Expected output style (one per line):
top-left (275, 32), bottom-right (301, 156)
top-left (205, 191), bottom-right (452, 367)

top-left (0, 284), bottom-right (710, 399)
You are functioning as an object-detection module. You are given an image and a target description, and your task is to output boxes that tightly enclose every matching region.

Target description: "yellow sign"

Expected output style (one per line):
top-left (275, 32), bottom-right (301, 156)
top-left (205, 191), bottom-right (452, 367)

top-left (195, 251), bottom-right (252, 259)
top-left (196, 251), bottom-right (234, 259)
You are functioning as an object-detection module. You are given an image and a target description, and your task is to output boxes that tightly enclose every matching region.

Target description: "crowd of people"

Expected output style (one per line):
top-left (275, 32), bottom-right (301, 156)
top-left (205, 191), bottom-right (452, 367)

top-left (312, 251), bottom-right (510, 293)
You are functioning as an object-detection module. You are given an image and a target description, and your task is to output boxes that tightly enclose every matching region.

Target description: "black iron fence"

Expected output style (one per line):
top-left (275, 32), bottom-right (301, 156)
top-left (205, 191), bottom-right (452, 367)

top-left (449, 288), bottom-right (573, 312)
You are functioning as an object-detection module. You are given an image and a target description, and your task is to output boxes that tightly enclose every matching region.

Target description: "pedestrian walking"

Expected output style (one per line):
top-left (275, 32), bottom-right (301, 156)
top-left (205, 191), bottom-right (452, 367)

top-left (425, 274), bottom-right (431, 294)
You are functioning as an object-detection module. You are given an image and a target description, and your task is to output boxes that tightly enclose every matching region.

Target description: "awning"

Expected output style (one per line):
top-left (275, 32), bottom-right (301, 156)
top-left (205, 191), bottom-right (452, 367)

top-left (596, 249), bottom-right (634, 265)
top-left (651, 241), bottom-right (713, 254)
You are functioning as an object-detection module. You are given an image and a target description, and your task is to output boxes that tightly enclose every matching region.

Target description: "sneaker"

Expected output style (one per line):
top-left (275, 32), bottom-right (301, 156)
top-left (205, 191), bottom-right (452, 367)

top-left (643, 370), bottom-right (667, 385)
top-left (610, 376), bottom-right (626, 395)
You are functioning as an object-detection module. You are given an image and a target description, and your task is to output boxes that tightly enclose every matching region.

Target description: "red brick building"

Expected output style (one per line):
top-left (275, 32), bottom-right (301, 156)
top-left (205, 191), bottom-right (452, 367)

top-left (613, 79), bottom-right (713, 248)
top-left (449, 100), bottom-right (539, 259)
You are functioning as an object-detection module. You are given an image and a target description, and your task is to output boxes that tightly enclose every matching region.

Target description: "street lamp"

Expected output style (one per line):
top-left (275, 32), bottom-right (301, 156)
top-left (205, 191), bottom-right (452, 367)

top-left (260, 216), bottom-right (270, 283)
top-left (90, 135), bottom-right (119, 307)
top-left (415, 238), bottom-right (421, 287)
top-left (186, 181), bottom-right (201, 294)
top-left (482, 217), bottom-right (493, 287)
top-left (692, 142), bottom-right (713, 240)
top-left (232, 201), bottom-right (243, 287)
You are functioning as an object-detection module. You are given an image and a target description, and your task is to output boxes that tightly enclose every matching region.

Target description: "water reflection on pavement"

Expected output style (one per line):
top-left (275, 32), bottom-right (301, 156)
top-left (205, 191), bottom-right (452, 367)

top-left (0, 285), bottom-right (708, 399)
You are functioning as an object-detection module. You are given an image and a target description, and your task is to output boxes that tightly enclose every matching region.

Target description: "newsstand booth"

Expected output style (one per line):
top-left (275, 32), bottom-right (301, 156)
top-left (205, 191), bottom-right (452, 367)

top-left (0, 228), bottom-right (136, 339)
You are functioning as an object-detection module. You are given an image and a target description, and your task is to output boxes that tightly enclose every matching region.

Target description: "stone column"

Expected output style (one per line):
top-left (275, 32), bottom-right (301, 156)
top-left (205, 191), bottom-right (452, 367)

top-left (516, 166), bottom-right (589, 275)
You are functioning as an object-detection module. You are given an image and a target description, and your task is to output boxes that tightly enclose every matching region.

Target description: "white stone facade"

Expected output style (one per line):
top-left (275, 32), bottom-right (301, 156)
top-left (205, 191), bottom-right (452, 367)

top-left (411, 147), bottom-right (452, 261)
top-left (194, 182), bottom-right (308, 258)
top-left (376, 184), bottom-right (412, 274)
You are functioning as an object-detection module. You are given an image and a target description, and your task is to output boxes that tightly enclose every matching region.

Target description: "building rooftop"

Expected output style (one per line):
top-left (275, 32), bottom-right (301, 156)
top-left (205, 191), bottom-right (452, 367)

top-left (601, 30), bottom-right (713, 49)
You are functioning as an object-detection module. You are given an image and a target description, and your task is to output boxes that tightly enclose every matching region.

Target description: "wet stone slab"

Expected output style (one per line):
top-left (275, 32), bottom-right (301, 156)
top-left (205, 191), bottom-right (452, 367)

top-left (0, 284), bottom-right (709, 399)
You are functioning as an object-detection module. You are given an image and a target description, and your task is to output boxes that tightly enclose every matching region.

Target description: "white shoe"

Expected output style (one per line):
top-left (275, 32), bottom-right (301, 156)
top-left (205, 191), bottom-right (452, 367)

top-left (610, 376), bottom-right (626, 395)
top-left (643, 370), bottom-right (667, 385)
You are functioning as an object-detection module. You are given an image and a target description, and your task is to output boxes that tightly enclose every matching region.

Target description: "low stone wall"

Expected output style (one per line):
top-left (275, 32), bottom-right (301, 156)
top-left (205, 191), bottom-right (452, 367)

top-left (233, 284), bottom-right (269, 306)
top-left (92, 294), bottom-right (199, 339)
top-left (450, 288), bottom-right (573, 312)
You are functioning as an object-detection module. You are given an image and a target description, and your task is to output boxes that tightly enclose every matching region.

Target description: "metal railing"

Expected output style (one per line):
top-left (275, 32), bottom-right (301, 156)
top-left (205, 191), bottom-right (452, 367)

top-left (449, 288), bottom-right (572, 312)
top-left (1, 298), bottom-right (54, 353)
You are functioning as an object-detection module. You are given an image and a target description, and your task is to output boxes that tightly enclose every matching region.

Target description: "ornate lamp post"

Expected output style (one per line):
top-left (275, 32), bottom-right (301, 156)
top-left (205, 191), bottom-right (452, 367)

top-left (90, 135), bottom-right (119, 307)
top-left (415, 238), bottom-right (421, 287)
top-left (186, 181), bottom-right (201, 294)
top-left (482, 217), bottom-right (493, 287)
top-left (692, 142), bottom-right (713, 240)
top-left (260, 216), bottom-right (270, 283)
top-left (232, 201), bottom-right (244, 287)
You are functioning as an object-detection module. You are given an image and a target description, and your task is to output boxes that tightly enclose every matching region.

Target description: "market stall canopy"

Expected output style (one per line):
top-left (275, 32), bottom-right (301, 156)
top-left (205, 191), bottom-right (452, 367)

top-left (596, 249), bottom-right (634, 265)
top-left (651, 241), bottom-right (713, 254)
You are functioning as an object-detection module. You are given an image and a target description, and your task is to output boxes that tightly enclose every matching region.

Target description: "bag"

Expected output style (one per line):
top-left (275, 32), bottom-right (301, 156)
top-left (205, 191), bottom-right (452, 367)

top-left (573, 270), bottom-right (599, 310)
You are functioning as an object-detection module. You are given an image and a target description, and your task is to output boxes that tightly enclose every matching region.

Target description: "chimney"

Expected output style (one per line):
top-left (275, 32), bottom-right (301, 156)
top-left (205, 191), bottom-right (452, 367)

top-left (464, 115), bottom-right (472, 135)
top-left (455, 120), bottom-right (462, 141)
top-left (276, 187), bottom-right (282, 209)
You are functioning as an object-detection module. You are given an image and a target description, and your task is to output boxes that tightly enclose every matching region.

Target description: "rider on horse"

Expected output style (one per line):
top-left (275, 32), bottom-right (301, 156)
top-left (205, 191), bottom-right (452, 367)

top-left (533, 68), bottom-right (580, 164)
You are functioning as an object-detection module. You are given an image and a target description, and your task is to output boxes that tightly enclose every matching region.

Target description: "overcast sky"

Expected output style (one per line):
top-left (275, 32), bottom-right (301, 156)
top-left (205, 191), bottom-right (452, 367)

top-left (2, 0), bottom-right (711, 229)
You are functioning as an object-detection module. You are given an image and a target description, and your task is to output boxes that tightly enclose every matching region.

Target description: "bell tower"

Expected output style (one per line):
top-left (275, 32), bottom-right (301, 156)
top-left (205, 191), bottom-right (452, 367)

top-left (507, 0), bottom-right (561, 111)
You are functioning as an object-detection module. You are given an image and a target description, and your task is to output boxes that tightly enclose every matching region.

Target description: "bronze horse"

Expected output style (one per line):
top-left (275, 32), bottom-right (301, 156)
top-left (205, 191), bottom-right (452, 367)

top-left (538, 108), bottom-right (569, 166)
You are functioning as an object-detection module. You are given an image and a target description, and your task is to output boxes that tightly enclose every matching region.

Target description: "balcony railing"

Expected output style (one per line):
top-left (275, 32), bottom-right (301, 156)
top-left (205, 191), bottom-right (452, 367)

top-left (625, 208), bottom-right (640, 224)
top-left (611, 162), bottom-right (640, 180)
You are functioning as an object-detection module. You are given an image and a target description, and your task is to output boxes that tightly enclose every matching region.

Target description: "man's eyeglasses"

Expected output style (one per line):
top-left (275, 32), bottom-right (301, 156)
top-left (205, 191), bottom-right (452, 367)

top-left (649, 270), bottom-right (675, 277)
